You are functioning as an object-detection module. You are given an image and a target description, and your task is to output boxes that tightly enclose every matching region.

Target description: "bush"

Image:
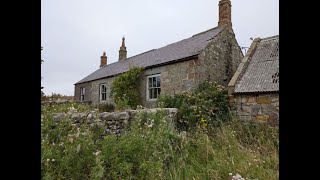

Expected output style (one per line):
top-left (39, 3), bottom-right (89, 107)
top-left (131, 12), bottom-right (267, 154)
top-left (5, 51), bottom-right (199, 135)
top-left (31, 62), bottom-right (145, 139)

top-left (157, 81), bottom-right (230, 131)
top-left (98, 103), bottom-right (115, 112)
top-left (110, 66), bottom-right (144, 110)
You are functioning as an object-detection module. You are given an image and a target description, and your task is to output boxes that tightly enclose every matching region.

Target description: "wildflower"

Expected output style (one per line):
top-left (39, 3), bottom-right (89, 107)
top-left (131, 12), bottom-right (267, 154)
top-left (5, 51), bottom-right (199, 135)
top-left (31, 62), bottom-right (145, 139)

top-left (76, 144), bottom-right (81, 153)
top-left (229, 173), bottom-right (233, 176)
top-left (51, 159), bottom-right (55, 162)
top-left (94, 150), bottom-right (101, 156)
top-left (46, 159), bottom-right (50, 162)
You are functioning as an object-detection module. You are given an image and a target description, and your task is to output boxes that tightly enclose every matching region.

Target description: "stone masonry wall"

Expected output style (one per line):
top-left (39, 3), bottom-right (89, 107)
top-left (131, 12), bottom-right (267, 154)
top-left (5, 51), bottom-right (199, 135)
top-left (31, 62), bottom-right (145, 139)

top-left (139, 59), bottom-right (199, 108)
top-left (74, 81), bottom-right (91, 102)
top-left (52, 108), bottom-right (178, 135)
top-left (74, 77), bottom-right (116, 105)
top-left (198, 28), bottom-right (243, 87)
top-left (229, 93), bottom-right (279, 126)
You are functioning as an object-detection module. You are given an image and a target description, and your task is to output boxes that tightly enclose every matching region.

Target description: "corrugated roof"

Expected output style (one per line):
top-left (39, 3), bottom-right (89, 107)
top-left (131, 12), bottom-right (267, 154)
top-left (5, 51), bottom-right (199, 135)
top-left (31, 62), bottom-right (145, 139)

top-left (75, 26), bottom-right (224, 84)
top-left (234, 35), bottom-right (279, 93)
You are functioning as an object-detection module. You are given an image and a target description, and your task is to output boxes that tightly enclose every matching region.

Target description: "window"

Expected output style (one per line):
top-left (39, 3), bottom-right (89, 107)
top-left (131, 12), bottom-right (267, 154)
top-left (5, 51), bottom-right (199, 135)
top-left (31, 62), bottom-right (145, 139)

top-left (147, 74), bottom-right (161, 100)
top-left (100, 84), bottom-right (107, 101)
top-left (80, 87), bottom-right (85, 101)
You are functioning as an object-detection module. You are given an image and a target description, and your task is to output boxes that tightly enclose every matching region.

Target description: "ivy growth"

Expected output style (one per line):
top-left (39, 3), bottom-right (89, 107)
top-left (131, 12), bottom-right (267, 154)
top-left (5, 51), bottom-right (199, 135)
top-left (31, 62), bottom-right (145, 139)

top-left (110, 66), bottom-right (144, 110)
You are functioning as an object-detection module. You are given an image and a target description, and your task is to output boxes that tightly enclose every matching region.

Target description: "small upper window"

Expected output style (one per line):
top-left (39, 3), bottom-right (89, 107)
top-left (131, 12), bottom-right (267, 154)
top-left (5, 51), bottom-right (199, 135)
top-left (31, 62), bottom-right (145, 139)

top-left (147, 74), bottom-right (161, 100)
top-left (100, 84), bottom-right (107, 101)
top-left (80, 87), bottom-right (85, 101)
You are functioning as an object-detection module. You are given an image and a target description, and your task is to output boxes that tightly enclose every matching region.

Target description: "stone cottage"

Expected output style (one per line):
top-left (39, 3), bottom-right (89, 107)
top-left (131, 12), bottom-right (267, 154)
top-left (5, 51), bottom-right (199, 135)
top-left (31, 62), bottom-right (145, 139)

top-left (227, 35), bottom-right (279, 126)
top-left (74, 0), bottom-right (243, 107)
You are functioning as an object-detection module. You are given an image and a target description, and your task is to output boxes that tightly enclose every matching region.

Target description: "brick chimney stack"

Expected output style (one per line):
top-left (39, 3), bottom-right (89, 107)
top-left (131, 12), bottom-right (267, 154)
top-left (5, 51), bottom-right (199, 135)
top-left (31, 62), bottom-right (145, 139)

top-left (218, 0), bottom-right (232, 27)
top-left (100, 51), bottom-right (107, 68)
top-left (119, 37), bottom-right (127, 61)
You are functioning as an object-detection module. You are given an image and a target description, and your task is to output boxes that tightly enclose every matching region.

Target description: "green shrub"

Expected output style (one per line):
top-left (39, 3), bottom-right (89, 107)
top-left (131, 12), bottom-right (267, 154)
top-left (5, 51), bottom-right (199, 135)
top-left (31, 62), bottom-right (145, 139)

top-left (157, 81), bottom-right (230, 131)
top-left (98, 103), bottom-right (115, 112)
top-left (110, 66), bottom-right (144, 110)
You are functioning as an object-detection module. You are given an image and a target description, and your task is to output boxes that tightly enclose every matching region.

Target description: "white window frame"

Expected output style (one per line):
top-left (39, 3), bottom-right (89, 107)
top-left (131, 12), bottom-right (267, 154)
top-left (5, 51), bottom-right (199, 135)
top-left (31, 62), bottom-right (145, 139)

top-left (80, 87), bottom-right (85, 101)
top-left (146, 74), bottom-right (161, 101)
top-left (99, 84), bottom-right (107, 102)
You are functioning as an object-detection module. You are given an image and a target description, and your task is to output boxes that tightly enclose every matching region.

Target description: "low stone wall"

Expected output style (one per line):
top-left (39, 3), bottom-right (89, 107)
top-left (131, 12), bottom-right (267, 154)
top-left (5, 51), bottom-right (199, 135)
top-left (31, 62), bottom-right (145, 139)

top-left (52, 108), bottom-right (178, 135)
top-left (229, 93), bottom-right (279, 126)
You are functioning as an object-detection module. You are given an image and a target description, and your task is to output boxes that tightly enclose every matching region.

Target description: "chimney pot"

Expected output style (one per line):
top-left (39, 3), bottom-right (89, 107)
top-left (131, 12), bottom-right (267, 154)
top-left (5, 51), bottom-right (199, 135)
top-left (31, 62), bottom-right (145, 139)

top-left (119, 37), bottom-right (127, 61)
top-left (100, 51), bottom-right (107, 68)
top-left (218, 0), bottom-right (232, 27)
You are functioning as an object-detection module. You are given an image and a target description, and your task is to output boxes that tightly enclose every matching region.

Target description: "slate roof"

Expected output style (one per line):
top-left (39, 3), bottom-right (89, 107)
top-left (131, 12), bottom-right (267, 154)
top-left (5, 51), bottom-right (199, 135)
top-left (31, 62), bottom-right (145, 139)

top-left (234, 35), bottom-right (279, 93)
top-left (75, 26), bottom-right (224, 84)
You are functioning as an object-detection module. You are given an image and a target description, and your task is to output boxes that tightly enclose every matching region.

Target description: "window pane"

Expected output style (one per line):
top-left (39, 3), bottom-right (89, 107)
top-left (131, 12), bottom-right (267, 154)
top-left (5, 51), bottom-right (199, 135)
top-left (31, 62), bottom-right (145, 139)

top-left (156, 76), bottom-right (160, 87)
top-left (153, 88), bottom-right (157, 99)
top-left (153, 77), bottom-right (156, 87)
top-left (148, 78), bottom-right (152, 88)
top-left (157, 88), bottom-right (161, 97)
top-left (149, 89), bottom-right (153, 99)
top-left (154, 89), bottom-right (158, 98)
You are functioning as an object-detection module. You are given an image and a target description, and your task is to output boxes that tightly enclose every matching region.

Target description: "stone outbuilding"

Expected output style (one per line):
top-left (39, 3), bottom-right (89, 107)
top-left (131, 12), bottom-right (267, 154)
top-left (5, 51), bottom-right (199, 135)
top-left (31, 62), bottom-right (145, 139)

top-left (227, 35), bottom-right (279, 126)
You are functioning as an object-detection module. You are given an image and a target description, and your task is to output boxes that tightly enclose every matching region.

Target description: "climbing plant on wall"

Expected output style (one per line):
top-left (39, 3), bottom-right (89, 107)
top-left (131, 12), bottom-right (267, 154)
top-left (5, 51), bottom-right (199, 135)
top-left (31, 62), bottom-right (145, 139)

top-left (110, 66), bottom-right (144, 109)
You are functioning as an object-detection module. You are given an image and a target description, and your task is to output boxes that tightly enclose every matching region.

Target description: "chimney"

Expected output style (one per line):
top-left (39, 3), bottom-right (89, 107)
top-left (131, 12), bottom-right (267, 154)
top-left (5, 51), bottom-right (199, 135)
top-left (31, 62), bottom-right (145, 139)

top-left (218, 0), bottom-right (232, 27)
top-left (100, 51), bottom-right (107, 68)
top-left (119, 37), bottom-right (127, 61)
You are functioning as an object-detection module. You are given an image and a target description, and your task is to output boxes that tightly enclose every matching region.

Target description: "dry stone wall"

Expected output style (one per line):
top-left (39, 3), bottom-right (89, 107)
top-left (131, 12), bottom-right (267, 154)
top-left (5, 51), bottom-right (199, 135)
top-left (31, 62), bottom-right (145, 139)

top-left (52, 108), bottom-right (178, 135)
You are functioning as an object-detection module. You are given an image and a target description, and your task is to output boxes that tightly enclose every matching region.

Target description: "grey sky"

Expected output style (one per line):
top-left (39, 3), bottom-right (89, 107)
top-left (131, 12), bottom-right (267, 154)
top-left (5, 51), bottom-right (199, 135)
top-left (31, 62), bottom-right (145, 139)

top-left (41, 0), bottom-right (279, 96)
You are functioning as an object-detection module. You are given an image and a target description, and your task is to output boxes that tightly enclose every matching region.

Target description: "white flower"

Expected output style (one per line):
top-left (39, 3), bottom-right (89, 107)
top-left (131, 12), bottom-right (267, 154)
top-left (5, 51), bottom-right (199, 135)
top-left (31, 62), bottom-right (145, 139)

top-left (94, 151), bottom-right (101, 156)
top-left (51, 159), bottom-right (55, 162)
top-left (46, 159), bottom-right (50, 162)
top-left (76, 144), bottom-right (81, 153)
top-left (229, 173), bottom-right (233, 176)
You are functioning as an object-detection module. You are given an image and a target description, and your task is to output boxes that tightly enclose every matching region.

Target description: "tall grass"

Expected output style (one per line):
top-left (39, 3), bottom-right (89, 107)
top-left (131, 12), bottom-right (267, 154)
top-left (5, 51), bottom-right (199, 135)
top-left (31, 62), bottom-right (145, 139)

top-left (41, 103), bottom-right (278, 179)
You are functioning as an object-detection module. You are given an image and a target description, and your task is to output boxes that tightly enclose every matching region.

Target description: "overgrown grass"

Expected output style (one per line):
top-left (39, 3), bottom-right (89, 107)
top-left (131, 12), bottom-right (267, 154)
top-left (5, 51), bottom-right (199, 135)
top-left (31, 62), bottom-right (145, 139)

top-left (41, 103), bottom-right (278, 179)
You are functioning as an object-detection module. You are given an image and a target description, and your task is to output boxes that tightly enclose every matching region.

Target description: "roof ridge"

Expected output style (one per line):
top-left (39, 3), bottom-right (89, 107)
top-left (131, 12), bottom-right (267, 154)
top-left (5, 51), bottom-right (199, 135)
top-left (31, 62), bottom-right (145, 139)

top-left (125, 49), bottom-right (157, 60)
top-left (192, 26), bottom-right (221, 37)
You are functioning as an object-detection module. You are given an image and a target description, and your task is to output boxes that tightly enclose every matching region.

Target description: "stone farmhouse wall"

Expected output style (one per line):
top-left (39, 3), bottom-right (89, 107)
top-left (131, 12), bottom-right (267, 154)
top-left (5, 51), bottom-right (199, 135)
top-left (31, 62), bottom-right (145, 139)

top-left (74, 28), bottom-right (243, 108)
